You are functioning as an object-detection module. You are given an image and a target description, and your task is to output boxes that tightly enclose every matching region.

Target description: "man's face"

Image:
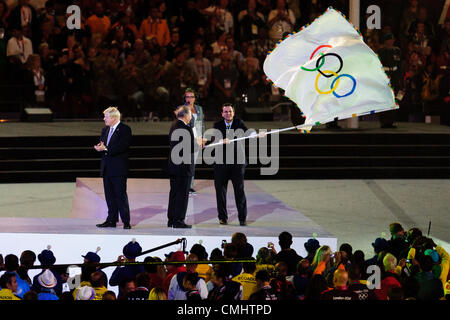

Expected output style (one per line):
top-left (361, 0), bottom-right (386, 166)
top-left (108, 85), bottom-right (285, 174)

top-left (220, 51), bottom-right (230, 67)
top-left (211, 274), bottom-right (222, 287)
top-left (300, 260), bottom-right (310, 270)
top-left (226, 38), bottom-right (234, 49)
top-left (95, 3), bottom-right (104, 15)
top-left (194, 44), bottom-right (203, 55)
top-left (123, 281), bottom-right (136, 294)
top-left (151, 8), bottom-right (160, 19)
top-left (222, 106), bottom-right (234, 122)
top-left (417, 23), bottom-right (425, 34)
top-left (277, 264), bottom-right (288, 277)
top-left (12, 29), bottom-right (22, 39)
top-left (277, 0), bottom-right (285, 10)
top-left (185, 111), bottom-right (192, 123)
top-left (103, 113), bottom-right (118, 127)
top-left (126, 53), bottom-right (135, 65)
top-left (172, 32), bottom-right (180, 43)
top-left (7, 276), bottom-right (18, 293)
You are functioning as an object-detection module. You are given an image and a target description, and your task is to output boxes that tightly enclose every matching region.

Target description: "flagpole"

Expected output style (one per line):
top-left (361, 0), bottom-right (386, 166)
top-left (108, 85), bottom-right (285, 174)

top-left (204, 123), bottom-right (313, 148)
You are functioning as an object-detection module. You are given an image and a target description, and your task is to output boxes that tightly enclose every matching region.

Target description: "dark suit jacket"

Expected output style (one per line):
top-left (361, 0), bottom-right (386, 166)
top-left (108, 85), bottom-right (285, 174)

top-left (168, 119), bottom-right (196, 177)
top-left (212, 118), bottom-right (249, 166)
top-left (99, 122), bottom-right (132, 177)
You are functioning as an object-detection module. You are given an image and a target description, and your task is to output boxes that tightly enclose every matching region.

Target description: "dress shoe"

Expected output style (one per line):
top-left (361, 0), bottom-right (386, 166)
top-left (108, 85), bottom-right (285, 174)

top-left (239, 221), bottom-right (247, 226)
top-left (219, 219), bottom-right (228, 225)
top-left (189, 188), bottom-right (197, 195)
top-left (167, 221), bottom-right (173, 228)
top-left (123, 223), bottom-right (131, 229)
top-left (96, 221), bottom-right (116, 228)
top-left (173, 222), bottom-right (192, 229)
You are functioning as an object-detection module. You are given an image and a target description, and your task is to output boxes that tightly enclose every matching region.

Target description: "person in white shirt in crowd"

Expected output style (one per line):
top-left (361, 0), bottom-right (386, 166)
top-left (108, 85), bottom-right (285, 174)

top-left (6, 24), bottom-right (33, 64)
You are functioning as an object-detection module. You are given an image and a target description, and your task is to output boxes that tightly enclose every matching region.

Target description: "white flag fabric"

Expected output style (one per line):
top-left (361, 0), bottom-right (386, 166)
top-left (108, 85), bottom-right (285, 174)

top-left (263, 7), bottom-right (397, 127)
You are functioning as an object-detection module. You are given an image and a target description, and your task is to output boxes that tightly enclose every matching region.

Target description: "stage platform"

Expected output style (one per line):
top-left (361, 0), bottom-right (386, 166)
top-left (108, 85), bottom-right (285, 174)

top-left (0, 178), bottom-right (336, 254)
top-left (0, 177), bottom-right (337, 295)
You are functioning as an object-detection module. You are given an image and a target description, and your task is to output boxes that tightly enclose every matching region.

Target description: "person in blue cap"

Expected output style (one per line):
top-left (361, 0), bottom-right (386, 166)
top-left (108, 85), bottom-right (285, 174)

top-left (31, 246), bottom-right (63, 296)
top-left (109, 239), bottom-right (145, 299)
top-left (304, 238), bottom-right (320, 264)
top-left (82, 248), bottom-right (108, 287)
top-left (365, 238), bottom-right (389, 268)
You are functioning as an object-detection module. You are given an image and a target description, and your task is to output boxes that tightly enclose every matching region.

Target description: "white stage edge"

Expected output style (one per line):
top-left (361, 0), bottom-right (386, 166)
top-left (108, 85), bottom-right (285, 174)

top-left (0, 232), bottom-right (337, 296)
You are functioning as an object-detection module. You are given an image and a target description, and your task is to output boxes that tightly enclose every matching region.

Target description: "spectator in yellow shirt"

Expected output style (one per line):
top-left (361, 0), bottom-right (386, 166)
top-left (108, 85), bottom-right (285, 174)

top-left (0, 273), bottom-right (21, 300)
top-left (232, 259), bottom-right (258, 300)
top-left (90, 271), bottom-right (108, 300)
top-left (190, 243), bottom-right (213, 283)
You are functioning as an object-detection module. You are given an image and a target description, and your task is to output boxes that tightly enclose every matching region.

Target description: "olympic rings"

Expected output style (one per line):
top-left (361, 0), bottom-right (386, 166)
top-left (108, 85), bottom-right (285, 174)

top-left (301, 45), bottom-right (357, 98)
top-left (309, 45), bottom-right (332, 60)
top-left (301, 53), bottom-right (325, 72)
top-left (315, 70), bottom-right (340, 94)
top-left (330, 74), bottom-right (356, 98)
top-left (316, 53), bottom-right (343, 78)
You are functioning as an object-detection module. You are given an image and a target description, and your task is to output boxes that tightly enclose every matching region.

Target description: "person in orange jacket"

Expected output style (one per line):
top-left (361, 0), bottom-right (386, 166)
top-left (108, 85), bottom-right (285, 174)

top-left (139, 4), bottom-right (170, 47)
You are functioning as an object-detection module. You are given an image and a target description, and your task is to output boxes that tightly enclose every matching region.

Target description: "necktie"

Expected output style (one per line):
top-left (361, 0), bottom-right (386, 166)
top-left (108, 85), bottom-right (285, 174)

top-left (226, 124), bottom-right (230, 130)
top-left (106, 127), bottom-right (114, 146)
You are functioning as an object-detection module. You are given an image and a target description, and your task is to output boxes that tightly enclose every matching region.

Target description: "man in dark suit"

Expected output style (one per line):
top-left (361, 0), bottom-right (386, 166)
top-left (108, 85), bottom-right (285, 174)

top-left (211, 103), bottom-right (262, 226)
top-left (167, 105), bottom-right (198, 228)
top-left (94, 107), bottom-right (132, 229)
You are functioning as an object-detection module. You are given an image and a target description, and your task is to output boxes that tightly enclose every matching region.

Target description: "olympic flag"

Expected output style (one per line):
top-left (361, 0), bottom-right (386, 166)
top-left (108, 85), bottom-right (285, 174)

top-left (263, 7), bottom-right (397, 129)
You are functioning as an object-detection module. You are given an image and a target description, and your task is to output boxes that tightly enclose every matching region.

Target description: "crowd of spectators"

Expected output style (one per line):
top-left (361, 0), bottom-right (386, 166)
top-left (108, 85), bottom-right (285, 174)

top-left (362, 0), bottom-right (450, 126)
top-left (0, 0), bottom-right (449, 125)
top-left (0, 222), bottom-right (449, 301)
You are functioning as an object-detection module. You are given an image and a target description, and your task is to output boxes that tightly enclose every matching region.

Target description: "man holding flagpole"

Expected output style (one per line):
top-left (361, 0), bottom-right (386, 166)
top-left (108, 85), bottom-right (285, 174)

top-left (211, 103), bottom-right (254, 227)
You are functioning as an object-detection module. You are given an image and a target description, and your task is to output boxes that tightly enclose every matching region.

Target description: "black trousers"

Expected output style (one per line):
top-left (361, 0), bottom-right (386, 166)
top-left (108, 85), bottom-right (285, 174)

top-left (167, 174), bottom-right (191, 224)
top-left (103, 175), bottom-right (130, 224)
top-left (379, 109), bottom-right (396, 126)
top-left (214, 164), bottom-right (247, 222)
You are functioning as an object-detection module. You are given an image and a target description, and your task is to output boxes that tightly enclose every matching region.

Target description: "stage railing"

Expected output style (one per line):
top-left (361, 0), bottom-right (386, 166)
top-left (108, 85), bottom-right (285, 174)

top-left (22, 238), bottom-right (255, 270)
